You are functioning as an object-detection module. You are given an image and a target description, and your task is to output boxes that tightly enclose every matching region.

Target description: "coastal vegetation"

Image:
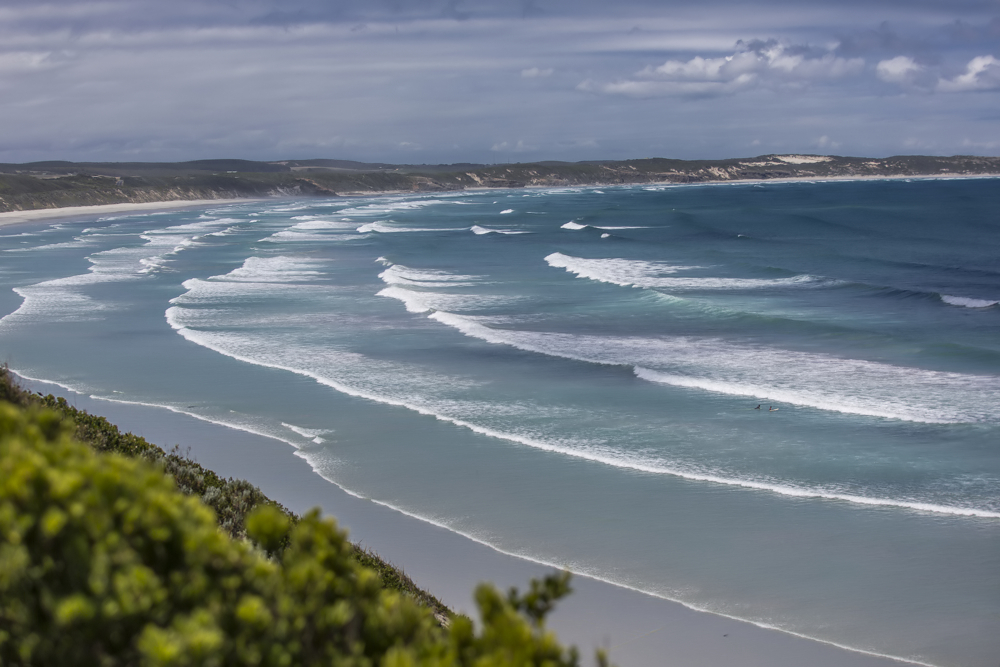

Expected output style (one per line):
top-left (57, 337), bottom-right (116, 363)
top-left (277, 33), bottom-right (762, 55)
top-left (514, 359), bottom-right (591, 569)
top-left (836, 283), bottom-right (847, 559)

top-left (1, 154), bottom-right (998, 212)
top-left (0, 368), bottom-right (594, 666)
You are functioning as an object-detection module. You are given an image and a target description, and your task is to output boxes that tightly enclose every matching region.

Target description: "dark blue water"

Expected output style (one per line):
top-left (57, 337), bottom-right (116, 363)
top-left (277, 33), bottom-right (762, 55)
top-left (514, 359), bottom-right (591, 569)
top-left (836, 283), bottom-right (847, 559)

top-left (2, 179), bottom-right (998, 666)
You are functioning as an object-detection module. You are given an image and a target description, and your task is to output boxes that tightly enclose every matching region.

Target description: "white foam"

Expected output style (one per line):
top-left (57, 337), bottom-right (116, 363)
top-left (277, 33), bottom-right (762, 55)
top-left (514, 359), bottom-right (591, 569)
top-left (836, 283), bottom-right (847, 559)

top-left (500, 209), bottom-right (514, 214)
top-left (262, 230), bottom-right (360, 243)
top-left (378, 264), bottom-right (478, 288)
top-left (560, 222), bottom-right (649, 231)
top-left (601, 233), bottom-right (610, 239)
top-left (212, 256), bottom-right (325, 283)
top-left (338, 198), bottom-right (455, 218)
top-left (282, 422), bottom-right (333, 444)
top-left (357, 221), bottom-right (465, 233)
top-left (470, 225), bottom-right (528, 235)
top-left (941, 295), bottom-right (998, 308)
top-left (545, 252), bottom-right (824, 290)
top-left (377, 285), bottom-right (515, 314)
top-left (166, 256), bottom-right (327, 308)
top-left (0, 236), bottom-right (187, 324)
top-left (4, 237), bottom-right (96, 253)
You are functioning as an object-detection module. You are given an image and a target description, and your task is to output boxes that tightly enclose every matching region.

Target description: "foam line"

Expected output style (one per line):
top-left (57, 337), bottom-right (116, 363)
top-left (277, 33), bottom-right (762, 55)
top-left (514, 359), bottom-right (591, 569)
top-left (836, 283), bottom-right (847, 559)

top-left (378, 264), bottom-right (478, 287)
top-left (546, 252), bottom-right (824, 290)
top-left (941, 294), bottom-right (998, 308)
top-left (357, 221), bottom-right (466, 233)
top-left (377, 285), bottom-right (516, 314)
top-left (470, 225), bottom-right (528, 235)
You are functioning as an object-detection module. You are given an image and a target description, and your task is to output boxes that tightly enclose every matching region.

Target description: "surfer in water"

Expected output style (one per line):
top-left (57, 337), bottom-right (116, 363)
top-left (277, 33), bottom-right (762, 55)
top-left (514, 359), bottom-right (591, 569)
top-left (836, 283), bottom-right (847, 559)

top-left (754, 404), bottom-right (761, 410)
top-left (769, 406), bottom-right (778, 411)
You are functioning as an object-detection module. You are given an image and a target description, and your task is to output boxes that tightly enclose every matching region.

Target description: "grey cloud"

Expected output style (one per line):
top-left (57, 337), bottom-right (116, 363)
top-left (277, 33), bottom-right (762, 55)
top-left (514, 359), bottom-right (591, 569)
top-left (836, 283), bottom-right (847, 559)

top-left (1, 1), bottom-right (999, 164)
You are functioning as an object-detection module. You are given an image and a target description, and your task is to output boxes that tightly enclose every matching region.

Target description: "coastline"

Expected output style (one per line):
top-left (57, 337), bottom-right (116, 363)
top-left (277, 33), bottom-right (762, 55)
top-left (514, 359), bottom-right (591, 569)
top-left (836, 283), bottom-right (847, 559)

top-left (0, 199), bottom-right (257, 229)
top-left (1, 172), bottom-right (997, 229)
top-left (12, 372), bottom-right (919, 667)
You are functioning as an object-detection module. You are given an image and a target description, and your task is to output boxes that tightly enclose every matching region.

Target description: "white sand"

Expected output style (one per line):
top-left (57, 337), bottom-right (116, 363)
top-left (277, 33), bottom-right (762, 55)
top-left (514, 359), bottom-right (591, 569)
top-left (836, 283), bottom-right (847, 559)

top-left (0, 199), bottom-right (256, 228)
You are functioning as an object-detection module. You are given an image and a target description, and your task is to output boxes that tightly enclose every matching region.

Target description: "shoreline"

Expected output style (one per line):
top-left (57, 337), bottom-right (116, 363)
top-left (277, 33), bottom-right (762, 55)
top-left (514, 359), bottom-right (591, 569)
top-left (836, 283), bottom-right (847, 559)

top-left (2, 173), bottom-right (998, 228)
top-left (11, 371), bottom-right (919, 667)
top-left (0, 198), bottom-right (258, 228)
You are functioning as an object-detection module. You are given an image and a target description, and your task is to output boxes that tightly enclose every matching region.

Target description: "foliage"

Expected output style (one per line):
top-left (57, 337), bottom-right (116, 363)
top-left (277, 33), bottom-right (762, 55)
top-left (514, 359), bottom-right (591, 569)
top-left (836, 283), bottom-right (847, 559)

top-left (0, 366), bottom-right (447, 616)
top-left (0, 400), bottom-right (588, 666)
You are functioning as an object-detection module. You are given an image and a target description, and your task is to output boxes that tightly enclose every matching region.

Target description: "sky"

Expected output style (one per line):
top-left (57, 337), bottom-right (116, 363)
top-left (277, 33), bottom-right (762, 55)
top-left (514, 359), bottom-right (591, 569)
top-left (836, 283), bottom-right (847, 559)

top-left (2, 0), bottom-right (999, 164)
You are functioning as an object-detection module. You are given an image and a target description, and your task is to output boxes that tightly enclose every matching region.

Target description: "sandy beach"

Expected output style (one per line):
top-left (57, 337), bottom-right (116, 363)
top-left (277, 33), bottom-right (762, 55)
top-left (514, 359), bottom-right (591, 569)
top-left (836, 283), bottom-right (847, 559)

top-left (11, 372), bottom-right (917, 667)
top-left (0, 199), bottom-right (255, 228)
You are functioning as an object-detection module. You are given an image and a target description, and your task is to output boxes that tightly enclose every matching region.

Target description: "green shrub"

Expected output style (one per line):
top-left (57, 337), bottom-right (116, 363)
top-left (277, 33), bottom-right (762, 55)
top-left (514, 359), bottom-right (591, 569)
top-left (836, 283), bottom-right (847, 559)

top-left (0, 366), bottom-right (448, 615)
top-left (0, 401), bottom-right (591, 666)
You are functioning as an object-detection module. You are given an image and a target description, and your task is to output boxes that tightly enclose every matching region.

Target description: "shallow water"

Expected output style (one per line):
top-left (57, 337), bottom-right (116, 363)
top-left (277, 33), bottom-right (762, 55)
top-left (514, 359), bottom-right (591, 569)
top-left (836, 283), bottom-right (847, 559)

top-left (2, 179), bottom-right (998, 666)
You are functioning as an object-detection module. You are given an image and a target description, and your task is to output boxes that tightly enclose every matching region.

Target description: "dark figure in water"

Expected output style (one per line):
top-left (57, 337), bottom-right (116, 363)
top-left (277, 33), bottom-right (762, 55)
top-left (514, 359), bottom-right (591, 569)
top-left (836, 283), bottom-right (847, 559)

top-left (769, 406), bottom-right (778, 411)
top-left (754, 404), bottom-right (761, 410)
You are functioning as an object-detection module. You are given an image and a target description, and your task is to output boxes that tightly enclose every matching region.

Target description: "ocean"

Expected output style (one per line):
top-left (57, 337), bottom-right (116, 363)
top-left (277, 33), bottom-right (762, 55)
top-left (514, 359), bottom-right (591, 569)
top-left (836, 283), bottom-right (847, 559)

top-left (1, 178), bottom-right (998, 666)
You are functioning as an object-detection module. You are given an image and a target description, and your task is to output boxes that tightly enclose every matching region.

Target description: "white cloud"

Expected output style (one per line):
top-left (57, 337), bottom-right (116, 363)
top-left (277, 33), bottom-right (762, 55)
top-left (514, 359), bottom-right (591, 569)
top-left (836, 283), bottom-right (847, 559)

top-left (521, 66), bottom-right (553, 78)
top-left (578, 73), bottom-right (757, 98)
top-left (649, 43), bottom-right (862, 82)
top-left (937, 55), bottom-right (1000, 92)
top-left (585, 41), bottom-right (864, 98)
top-left (875, 56), bottom-right (924, 84)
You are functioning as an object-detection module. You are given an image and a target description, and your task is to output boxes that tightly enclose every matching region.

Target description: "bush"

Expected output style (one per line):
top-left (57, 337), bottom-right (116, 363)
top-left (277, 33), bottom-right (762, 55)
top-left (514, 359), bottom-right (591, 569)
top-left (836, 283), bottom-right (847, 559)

top-left (0, 401), bottom-right (591, 666)
top-left (0, 366), bottom-right (447, 615)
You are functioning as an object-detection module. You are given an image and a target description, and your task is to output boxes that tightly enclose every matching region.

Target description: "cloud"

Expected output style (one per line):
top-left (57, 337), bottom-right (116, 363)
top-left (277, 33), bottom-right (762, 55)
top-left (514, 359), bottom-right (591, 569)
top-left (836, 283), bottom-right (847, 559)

top-left (1, 1), bottom-right (999, 163)
top-left (875, 55), bottom-right (924, 84)
top-left (937, 55), bottom-right (1000, 92)
top-left (577, 74), bottom-right (757, 98)
top-left (876, 53), bottom-right (1000, 92)
top-left (583, 40), bottom-right (864, 98)
top-left (521, 66), bottom-right (553, 77)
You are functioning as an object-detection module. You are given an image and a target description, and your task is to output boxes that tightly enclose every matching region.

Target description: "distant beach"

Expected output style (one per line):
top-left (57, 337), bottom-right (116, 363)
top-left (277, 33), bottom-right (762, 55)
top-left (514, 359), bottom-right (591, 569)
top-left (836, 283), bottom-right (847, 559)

top-left (0, 199), bottom-right (254, 228)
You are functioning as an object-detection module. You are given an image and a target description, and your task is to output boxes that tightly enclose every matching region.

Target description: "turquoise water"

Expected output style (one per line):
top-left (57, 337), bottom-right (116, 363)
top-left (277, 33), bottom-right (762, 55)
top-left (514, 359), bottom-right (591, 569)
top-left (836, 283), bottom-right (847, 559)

top-left (1, 179), bottom-right (998, 666)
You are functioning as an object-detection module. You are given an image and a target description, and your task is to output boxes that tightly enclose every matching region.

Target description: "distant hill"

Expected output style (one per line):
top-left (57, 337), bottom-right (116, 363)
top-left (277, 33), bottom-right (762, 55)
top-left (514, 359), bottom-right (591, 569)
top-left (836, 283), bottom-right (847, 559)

top-left (1, 154), bottom-right (998, 212)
